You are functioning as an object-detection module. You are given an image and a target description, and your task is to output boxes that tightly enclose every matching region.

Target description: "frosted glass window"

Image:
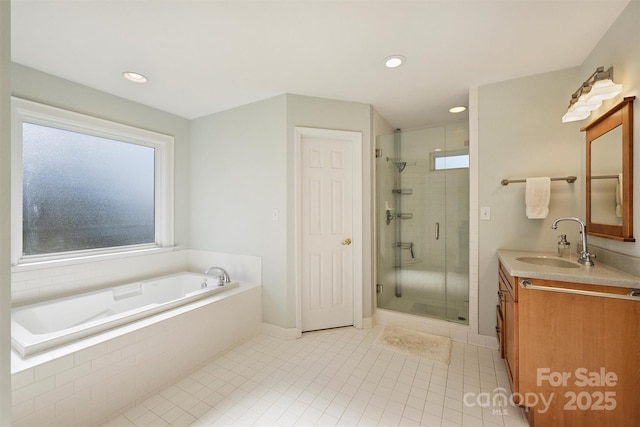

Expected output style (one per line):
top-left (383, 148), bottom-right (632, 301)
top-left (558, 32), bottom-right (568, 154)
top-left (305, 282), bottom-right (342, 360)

top-left (22, 123), bottom-right (155, 255)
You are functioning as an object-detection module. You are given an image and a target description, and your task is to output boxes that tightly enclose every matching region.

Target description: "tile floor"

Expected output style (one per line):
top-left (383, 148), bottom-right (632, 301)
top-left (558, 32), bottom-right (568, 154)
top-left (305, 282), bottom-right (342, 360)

top-left (104, 326), bottom-right (529, 427)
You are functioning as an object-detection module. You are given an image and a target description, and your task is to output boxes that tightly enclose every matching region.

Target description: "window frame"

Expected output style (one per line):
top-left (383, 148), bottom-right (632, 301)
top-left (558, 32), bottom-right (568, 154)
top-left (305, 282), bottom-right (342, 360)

top-left (430, 148), bottom-right (470, 171)
top-left (11, 97), bottom-right (174, 269)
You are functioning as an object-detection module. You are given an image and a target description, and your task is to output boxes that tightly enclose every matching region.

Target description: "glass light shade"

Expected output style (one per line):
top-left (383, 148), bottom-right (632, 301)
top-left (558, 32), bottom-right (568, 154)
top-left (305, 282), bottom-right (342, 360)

top-left (582, 79), bottom-right (622, 103)
top-left (562, 109), bottom-right (591, 123)
top-left (570, 95), bottom-right (601, 113)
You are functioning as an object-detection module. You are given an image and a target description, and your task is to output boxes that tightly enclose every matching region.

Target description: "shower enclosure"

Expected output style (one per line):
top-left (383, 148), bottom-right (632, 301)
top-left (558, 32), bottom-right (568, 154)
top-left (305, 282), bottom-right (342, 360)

top-left (376, 124), bottom-right (469, 323)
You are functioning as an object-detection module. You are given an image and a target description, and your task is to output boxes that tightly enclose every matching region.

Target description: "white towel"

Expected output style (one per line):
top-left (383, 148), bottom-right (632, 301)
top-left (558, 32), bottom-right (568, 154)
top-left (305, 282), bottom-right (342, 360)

top-left (525, 177), bottom-right (551, 219)
top-left (615, 173), bottom-right (623, 218)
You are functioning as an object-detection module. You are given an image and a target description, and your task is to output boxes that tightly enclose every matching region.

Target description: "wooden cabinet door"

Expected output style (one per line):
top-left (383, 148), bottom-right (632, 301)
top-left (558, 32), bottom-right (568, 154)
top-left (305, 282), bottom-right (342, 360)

top-left (503, 287), bottom-right (519, 398)
top-left (519, 279), bottom-right (640, 426)
top-left (498, 262), bottom-right (519, 396)
top-left (496, 304), bottom-right (504, 358)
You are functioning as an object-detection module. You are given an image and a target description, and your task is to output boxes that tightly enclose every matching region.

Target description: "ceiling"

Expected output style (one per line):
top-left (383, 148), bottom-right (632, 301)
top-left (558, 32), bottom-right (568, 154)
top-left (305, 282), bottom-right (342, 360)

top-left (11, 0), bottom-right (630, 129)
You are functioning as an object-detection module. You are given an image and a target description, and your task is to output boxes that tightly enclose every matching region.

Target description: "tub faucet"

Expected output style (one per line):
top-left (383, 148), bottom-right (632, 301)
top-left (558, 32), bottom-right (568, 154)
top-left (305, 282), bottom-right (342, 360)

top-left (204, 266), bottom-right (231, 286)
top-left (551, 217), bottom-right (595, 266)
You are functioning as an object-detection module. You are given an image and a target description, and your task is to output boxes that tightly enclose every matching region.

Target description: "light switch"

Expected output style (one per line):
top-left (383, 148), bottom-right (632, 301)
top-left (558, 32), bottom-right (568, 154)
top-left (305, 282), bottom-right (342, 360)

top-left (480, 206), bottom-right (491, 220)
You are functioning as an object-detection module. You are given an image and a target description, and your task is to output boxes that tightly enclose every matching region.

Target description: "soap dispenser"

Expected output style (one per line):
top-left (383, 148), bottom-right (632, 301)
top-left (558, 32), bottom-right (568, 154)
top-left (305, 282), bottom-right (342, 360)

top-left (558, 234), bottom-right (571, 257)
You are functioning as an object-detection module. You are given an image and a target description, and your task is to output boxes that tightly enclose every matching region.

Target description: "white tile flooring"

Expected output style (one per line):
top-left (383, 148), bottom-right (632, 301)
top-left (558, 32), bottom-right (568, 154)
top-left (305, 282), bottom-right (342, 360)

top-left (104, 326), bottom-right (529, 427)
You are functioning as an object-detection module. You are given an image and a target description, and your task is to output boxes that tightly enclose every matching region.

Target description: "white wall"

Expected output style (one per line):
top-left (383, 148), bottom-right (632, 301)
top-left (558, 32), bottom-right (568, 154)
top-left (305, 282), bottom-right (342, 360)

top-left (475, 1), bottom-right (639, 337)
top-left (190, 94), bottom-right (374, 329)
top-left (190, 94), bottom-right (373, 330)
top-left (477, 68), bottom-right (582, 336)
top-left (577, 0), bottom-right (640, 255)
top-left (1, 1), bottom-right (12, 423)
top-left (189, 95), bottom-right (288, 327)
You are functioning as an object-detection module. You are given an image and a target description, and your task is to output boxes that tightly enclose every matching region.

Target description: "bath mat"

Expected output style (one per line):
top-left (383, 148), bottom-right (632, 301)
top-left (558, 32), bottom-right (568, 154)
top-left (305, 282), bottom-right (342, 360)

top-left (374, 327), bottom-right (451, 364)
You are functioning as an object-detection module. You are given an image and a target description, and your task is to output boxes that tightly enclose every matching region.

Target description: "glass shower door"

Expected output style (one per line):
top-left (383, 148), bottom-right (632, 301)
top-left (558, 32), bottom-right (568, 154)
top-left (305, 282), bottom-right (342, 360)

top-left (375, 124), bottom-right (469, 323)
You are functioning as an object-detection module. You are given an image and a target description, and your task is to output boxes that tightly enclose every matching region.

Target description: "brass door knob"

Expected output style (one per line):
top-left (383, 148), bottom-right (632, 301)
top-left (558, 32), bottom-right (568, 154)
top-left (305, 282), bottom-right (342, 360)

top-left (341, 238), bottom-right (352, 245)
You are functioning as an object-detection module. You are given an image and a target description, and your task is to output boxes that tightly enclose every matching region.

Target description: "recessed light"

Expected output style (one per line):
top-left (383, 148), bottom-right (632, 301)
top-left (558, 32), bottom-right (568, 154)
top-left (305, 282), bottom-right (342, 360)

top-left (384, 55), bottom-right (405, 68)
top-left (123, 71), bottom-right (148, 83)
top-left (449, 106), bottom-right (466, 113)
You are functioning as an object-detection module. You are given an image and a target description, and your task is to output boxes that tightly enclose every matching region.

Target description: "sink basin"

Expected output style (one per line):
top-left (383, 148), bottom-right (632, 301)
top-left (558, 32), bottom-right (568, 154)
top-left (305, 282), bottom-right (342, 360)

top-left (516, 256), bottom-right (580, 268)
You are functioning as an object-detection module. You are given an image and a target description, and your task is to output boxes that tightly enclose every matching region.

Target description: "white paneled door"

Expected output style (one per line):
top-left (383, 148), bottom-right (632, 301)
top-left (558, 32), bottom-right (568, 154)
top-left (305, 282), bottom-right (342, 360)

top-left (299, 130), bottom-right (356, 332)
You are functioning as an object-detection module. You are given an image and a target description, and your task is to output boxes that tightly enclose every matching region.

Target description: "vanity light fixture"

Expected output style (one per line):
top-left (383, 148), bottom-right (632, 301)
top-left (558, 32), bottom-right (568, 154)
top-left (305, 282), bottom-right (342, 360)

top-left (384, 55), bottom-right (405, 68)
top-left (449, 106), bottom-right (466, 113)
top-left (123, 71), bottom-right (148, 83)
top-left (562, 66), bottom-right (622, 123)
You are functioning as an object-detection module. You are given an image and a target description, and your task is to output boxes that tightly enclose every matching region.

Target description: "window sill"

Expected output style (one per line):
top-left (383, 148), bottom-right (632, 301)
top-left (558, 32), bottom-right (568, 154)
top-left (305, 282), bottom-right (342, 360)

top-left (11, 245), bottom-right (179, 273)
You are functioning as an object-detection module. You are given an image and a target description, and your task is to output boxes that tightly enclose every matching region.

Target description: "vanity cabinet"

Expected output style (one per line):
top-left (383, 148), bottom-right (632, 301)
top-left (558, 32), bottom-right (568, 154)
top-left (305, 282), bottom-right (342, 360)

top-left (497, 262), bottom-right (519, 399)
top-left (497, 262), bottom-right (640, 426)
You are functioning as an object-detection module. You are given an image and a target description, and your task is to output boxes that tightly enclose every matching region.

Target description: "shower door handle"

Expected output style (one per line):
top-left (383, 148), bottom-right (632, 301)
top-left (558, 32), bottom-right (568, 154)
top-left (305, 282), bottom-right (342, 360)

top-left (435, 222), bottom-right (440, 240)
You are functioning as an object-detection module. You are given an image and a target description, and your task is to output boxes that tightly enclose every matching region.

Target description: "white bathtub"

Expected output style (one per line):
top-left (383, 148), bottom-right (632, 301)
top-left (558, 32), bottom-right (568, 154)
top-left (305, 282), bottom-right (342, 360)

top-left (11, 272), bottom-right (239, 357)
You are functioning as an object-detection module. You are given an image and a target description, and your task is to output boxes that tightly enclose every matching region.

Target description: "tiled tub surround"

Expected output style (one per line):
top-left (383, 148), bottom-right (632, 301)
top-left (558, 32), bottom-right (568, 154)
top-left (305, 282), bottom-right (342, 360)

top-left (11, 249), bottom-right (262, 305)
top-left (10, 249), bottom-right (262, 426)
top-left (11, 281), bottom-right (262, 426)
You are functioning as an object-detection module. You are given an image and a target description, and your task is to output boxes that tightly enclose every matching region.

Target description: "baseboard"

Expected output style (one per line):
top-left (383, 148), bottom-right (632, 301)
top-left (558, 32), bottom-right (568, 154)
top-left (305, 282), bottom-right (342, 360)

top-left (261, 322), bottom-right (299, 340)
top-left (361, 316), bottom-right (375, 329)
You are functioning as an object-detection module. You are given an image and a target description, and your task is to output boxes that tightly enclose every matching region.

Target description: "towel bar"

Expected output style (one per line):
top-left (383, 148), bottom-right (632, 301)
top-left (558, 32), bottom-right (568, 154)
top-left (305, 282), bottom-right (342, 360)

top-left (591, 174), bottom-right (619, 180)
top-left (501, 175), bottom-right (577, 185)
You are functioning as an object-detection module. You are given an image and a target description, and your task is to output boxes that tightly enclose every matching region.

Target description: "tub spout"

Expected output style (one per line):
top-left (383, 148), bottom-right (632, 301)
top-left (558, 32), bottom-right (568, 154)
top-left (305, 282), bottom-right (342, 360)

top-left (204, 266), bottom-right (231, 286)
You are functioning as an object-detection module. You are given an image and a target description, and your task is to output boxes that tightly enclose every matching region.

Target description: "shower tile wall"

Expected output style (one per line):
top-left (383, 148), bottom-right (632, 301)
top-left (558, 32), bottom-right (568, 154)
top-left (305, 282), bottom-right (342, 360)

top-left (11, 250), bottom-right (261, 306)
top-left (11, 251), bottom-right (189, 305)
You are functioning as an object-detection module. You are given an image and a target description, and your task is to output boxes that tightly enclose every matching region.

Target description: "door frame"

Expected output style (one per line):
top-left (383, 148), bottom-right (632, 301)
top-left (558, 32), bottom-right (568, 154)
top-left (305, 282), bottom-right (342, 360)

top-left (294, 127), bottom-right (363, 337)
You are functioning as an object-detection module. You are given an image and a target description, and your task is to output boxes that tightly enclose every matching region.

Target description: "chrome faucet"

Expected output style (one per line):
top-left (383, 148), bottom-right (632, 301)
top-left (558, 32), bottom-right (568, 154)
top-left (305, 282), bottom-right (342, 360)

top-left (204, 266), bottom-right (231, 286)
top-left (551, 217), bottom-right (595, 266)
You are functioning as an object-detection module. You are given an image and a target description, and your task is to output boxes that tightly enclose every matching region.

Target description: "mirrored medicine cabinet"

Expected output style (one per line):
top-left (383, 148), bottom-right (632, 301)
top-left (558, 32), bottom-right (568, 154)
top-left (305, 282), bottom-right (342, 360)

top-left (583, 96), bottom-right (635, 241)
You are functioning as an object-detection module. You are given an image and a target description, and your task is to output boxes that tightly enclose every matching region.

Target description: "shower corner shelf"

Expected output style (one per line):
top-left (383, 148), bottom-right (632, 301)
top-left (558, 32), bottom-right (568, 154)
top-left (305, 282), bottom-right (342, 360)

top-left (386, 211), bottom-right (413, 225)
top-left (392, 188), bottom-right (413, 195)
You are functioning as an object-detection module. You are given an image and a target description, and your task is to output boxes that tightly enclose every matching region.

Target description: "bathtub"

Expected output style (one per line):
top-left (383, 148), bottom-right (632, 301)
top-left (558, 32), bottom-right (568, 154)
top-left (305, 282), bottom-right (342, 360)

top-left (11, 272), bottom-right (239, 357)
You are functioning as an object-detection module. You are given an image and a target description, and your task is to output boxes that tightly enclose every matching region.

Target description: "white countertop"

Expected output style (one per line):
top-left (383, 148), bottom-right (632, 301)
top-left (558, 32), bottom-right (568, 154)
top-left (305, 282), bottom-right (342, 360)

top-left (497, 249), bottom-right (640, 289)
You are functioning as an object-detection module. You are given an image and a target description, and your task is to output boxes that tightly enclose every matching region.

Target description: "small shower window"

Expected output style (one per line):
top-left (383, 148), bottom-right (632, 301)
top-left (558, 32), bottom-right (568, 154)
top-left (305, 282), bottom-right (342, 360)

top-left (11, 97), bottom-right (174, 266)
top-left (431, 149), bottom-right (469, 171)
